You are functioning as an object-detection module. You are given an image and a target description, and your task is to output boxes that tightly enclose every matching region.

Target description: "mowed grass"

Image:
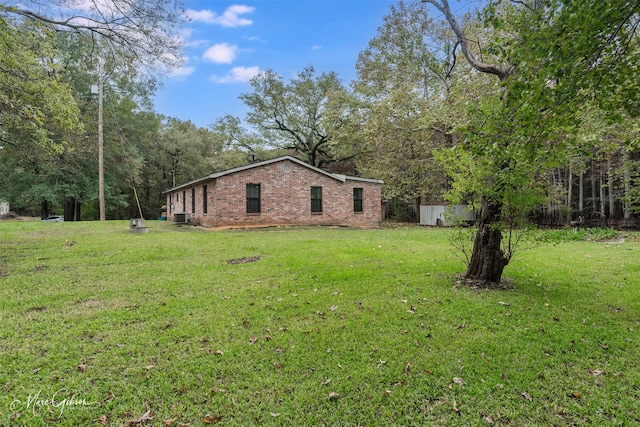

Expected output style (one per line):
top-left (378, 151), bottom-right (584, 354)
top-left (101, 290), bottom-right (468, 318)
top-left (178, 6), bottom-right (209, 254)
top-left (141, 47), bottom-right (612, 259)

top-left (0, 220), bottom-right (638, 426)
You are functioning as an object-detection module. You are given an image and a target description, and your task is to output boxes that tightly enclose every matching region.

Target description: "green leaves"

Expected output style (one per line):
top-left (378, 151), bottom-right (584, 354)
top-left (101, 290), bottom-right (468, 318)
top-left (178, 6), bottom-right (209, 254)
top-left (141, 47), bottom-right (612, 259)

top-left (240, 66), bottom-right (348, 168)
top-left (0, 20), bottom-right (80, 149)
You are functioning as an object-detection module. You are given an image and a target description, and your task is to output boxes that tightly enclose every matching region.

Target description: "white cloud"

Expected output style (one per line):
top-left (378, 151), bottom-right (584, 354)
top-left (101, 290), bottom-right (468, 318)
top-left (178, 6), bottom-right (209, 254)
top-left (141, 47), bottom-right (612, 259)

top-left (168, 66), bottom-right (195, 79)
top-left (186, 5), bottom-right (254, 27)
top-left (246, 35), bottom-right (267, 43)
top-left (185, 38), bottom-right (210, 49)
top-left (310, 45), bottom-right (322, 50)
top-left (212, 66), bottom-right (261, 83)
top-left (203, 43), bottom-right (238, 64)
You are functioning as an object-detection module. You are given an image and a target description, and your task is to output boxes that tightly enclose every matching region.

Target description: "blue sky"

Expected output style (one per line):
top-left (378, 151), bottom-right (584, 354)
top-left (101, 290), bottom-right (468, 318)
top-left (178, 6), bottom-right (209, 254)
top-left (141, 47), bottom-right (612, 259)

top-left (153, 0), bottom-right (400, 128)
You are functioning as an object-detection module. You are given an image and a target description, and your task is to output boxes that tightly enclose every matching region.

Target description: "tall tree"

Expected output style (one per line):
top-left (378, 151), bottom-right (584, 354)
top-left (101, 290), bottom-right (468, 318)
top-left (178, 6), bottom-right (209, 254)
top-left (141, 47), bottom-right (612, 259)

top-left (240, 66), bottom-right (350, 169)
top-left (0, 19), bottom-right (79, 151)
top-left (1, 0), bottom-right (184, 218)
top-left (340, 0), bottom-right (486, 219)
top-left (156, 118), bottom-right (222, 187)
top-left (424, 0), bottom-right (640, 284)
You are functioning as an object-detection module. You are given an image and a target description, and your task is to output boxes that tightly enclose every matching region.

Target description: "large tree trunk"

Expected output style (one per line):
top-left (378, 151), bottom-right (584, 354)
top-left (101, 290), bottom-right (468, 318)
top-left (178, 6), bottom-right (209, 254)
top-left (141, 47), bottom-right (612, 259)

top-left (64, 197), bottom-right (82, 221)
top-left (465, 197), bottom-right (509, 284)
top-left (40, 200), bottom-right (49, 220)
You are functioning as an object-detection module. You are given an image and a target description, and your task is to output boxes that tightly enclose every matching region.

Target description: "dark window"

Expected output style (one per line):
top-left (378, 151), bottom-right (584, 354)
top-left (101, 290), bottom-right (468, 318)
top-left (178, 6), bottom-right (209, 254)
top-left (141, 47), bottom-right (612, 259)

top-left (246, 183), bottom-right (261, 214)
top-left (311, 186), bottom-right (322, 213)
top-left (182, 190), bottom-right (186, 212)
top-left (353, 188), bottom-right (363, 212)
top-left (203, 185), bottom-right (208, 214)
top-left (191, 188), bottom-right (196, 213)
top-left (169, 194), bottom-right (173, 214)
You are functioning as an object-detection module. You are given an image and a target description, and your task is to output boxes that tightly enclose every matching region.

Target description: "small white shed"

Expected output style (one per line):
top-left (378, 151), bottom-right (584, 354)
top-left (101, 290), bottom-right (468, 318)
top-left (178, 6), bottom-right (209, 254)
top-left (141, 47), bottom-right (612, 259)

top-left (0, 201), bottom-right (9, 217)
top-left (420, 204), bottom-right (475, 226)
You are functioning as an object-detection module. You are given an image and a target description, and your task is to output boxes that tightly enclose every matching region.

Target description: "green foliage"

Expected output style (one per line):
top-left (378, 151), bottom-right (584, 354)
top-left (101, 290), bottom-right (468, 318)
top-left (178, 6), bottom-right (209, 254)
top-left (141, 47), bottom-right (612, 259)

top-left (341, 0), bottom-right (469, 203)
top-left (240, 66), bottom-right (349, 168)
top-left (537, 227), bottom-right (621, 243)
top-left (423, 0), bottom-right (640, 282)
top-left (0, 19), bottom-right (80, 151)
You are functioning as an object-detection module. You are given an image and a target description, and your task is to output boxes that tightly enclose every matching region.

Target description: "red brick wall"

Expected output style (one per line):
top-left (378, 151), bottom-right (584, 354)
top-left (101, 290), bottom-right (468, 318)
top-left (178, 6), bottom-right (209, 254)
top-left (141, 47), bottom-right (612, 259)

top-left (166, 159), bottom-right (382, 227)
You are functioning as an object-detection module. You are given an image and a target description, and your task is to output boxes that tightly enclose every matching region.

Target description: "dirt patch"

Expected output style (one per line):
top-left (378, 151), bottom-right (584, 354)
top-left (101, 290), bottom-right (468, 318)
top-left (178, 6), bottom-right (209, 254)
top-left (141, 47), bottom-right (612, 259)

top-left (75, 299), bottom-right (103, 308)
top-left (454, 274), bottom-right (514, 291)
top-left (197, 224), bottom-right (375, 232)
top-left (24, 306), bottom-right (47, 314)
top-left (227, 256), bottom-right (263, 264)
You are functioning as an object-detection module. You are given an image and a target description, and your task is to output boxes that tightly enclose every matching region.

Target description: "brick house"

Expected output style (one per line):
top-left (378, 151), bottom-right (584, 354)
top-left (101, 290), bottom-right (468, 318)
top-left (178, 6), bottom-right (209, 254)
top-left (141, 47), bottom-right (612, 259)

top-left (164, 156), bottom-right (384, 228)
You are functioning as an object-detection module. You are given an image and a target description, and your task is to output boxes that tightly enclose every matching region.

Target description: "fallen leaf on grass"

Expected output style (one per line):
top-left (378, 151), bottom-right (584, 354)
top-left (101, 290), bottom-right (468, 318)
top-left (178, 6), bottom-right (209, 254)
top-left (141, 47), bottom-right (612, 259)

top-left (97, 414), bottom-right (107, 425)
top-left (202, 414), bottom-right (222, 423)
top-left (484, 415), bottom-right (494, 424)
top-left (123, 410), bottom-right (155, 426)
top-left (270, 413), bottom-right (280, 417)
top-left (77, 362), bottom-right (87, 372)
top-left (521, 392), bottom-right (532, 401)
top-left (249, 336), bottom-right (258, 345)
top-left (452, 377), bottom-right (466, 386)
top-left (103, 391), bottom-right (116, 404)
top-left (214, 350), bottom-right (224, 356)
top-left (589, 369), bottom-right (603, 376)
top-left (570, 391), bottom-right (582, 398)
top-left (145, 365), bottom-right (155, 370)
top-left (162, 419), bottom-right (173, 426)
top-left (328, 392), bottom-right (340, 400)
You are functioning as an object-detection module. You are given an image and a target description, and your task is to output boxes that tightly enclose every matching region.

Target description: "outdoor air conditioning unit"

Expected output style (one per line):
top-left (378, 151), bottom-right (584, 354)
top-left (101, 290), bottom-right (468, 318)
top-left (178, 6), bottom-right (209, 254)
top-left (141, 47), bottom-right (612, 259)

top-left (174, 212), bottom-right (190, 224)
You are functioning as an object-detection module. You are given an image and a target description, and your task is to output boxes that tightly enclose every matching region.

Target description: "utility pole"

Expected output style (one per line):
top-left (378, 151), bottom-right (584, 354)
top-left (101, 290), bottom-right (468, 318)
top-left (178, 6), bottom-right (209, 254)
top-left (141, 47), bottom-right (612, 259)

top-left (98, 58), bottom-right (105, 221)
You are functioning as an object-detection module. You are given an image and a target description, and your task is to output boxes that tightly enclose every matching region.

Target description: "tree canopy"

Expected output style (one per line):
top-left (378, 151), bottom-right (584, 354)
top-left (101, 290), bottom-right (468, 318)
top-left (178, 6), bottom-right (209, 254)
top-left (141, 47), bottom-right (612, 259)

top-left (240, 66), bottom-right (351, 169)
top-left (424, 0), bottom-right (640, 284)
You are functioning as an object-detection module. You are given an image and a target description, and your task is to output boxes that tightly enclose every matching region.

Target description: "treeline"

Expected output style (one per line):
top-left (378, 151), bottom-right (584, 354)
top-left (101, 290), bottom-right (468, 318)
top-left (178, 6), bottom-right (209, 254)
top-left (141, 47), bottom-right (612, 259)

top-left (0, 24), bottom-right (259, 220)
top-left (1, 0), bottom-right (639, 234)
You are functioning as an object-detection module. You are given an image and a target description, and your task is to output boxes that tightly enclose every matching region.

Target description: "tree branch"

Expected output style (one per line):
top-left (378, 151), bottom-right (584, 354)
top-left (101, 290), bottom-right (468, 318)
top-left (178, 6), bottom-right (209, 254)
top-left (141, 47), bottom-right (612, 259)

top-left (422, 0), bottom-right (511, 80)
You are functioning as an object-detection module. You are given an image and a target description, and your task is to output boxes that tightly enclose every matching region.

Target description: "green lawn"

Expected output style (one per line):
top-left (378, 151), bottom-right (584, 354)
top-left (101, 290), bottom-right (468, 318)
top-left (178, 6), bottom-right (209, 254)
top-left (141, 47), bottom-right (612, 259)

top-left (1, 220), bottom-right (638, 426)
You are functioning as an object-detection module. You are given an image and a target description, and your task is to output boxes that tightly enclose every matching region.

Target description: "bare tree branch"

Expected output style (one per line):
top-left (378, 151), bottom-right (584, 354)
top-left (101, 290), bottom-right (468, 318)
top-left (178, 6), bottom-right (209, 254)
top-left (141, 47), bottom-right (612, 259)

top-left (1, 1), bottom-right (184, 72)
top-left (422, 0), bottom-right (511, 80)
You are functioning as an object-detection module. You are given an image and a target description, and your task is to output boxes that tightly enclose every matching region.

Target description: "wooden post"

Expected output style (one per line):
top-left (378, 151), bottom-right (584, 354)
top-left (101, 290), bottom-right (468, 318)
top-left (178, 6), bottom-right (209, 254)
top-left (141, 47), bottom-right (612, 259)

top-left (98, 58), bottom-right (105, 221)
